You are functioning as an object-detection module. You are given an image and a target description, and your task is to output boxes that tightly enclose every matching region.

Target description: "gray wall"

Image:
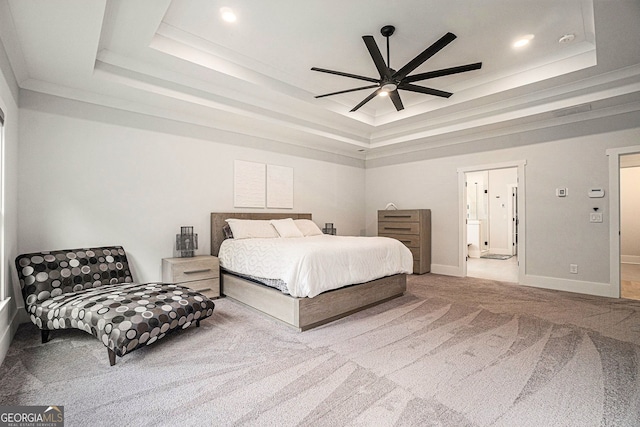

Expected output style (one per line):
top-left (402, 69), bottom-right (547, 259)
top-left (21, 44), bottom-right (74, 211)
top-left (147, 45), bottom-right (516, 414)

top-left (366, 129), bottom-right (640, 296)
top-left (18, 94), bottom-right (366, 285)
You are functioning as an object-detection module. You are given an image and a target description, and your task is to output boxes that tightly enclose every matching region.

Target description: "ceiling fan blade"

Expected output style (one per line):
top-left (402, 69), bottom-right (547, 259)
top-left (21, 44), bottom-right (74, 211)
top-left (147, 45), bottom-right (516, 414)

top-left (399, 83), bottom-right (452, 98)
top-left (315, 84), bottom-right (380, 98)
top-left (311, 67), bottom-right (379, 84)
top-left (363, 35), bottom-right (390, 79)
top-left (404, 62), bottom-right (483, 83)
top-left (389, 90), bottom-right (404, 111)
top-left (392, 32), bottom-right (457, 81)
top-left (350, 89), bottom-right (381, 112)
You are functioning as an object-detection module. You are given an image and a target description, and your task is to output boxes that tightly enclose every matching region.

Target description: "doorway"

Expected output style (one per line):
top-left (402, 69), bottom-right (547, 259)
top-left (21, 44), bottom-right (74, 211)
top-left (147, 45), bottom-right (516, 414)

top-left (458, 161), bottom-right (526, 283)
top-left (607, 145), bottom-right (640, 299)
top-left (620, 153), bottom-right (640, 300)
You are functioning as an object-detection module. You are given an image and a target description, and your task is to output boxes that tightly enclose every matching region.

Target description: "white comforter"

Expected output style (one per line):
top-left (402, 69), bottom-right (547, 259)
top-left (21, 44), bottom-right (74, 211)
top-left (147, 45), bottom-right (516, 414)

top-left (218, 235), bottom-right (413, 298)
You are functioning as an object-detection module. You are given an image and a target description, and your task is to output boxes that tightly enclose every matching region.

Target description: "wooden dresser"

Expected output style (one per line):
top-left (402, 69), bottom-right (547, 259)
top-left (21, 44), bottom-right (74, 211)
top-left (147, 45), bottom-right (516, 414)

top-left (378, 209), bottom-right (431, 274)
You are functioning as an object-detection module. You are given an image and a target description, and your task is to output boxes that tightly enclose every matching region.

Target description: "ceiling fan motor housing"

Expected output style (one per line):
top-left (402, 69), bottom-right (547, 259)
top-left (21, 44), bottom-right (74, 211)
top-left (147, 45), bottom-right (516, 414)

top-left (381, 25), bottom-right (395, 37)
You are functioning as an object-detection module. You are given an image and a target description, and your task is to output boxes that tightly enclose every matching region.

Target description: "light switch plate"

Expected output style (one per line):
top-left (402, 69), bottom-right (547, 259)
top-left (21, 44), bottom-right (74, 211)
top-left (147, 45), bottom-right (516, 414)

top-left (556, 188), bottom-right (567, 197)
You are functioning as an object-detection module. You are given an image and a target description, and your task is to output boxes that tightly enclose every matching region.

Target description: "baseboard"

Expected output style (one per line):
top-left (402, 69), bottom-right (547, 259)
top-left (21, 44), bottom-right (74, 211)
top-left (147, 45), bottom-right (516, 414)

top-left (621, 255), bottom-right (640, 264)
top-left (522, 274), bottom-right (616, 298)
top-left (430, 264), bottom-right (464, 277)
top-left (414, 265), bottom-right (616, 298)
top-left (0, 299), bottom-right (20, 367)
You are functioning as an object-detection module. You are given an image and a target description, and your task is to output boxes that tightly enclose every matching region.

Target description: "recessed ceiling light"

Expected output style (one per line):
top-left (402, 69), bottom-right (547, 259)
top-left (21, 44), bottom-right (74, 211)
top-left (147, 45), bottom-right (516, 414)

top-left (220, 7), bottom-right (237, 23)
top-left (513, 34), bottom-right (534, 48)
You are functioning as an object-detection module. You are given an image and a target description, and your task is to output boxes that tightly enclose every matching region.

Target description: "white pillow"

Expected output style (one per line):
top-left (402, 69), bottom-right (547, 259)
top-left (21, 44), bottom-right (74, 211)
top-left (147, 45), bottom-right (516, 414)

top-left (271, 218), bottom-right (304, 238)
top-left (294, 219), bottom-right (323, 237)
top-left (225, 219), bottom-right (279, 239)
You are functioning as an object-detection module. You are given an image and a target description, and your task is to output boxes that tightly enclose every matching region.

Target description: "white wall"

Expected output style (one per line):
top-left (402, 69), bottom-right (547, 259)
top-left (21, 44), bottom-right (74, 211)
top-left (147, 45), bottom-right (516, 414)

top-left (366, 128), bottom-right (640, 296)
top-left (621, 166), bottom-right (640, 263)
top-left (14, 89), bottom-right (640, 313)
top-left (18, 101), bottom-right (366, 288)
top-left (465, 168), bottom-right (517, 256)
top-left (0, 38), bottom-right (20, 366)
top-left (465, 170), bottom-right (488, 257)
top-left (465, 170), bottom-right (487, 221)
top-left (488, 168), bottom-right (517, 255)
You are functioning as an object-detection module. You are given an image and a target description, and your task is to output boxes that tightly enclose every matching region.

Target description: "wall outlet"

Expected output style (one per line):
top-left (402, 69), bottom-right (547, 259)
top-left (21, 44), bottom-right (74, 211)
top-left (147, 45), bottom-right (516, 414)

top-left (570, 264), bottom-right (578, 274)
top-left (590, 212), bottom-right (603, 223)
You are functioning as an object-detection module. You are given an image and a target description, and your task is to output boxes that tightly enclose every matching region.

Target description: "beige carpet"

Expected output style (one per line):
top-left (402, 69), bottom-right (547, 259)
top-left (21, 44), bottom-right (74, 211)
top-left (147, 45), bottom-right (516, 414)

top-left (1, 274), bottom-right (640, 426)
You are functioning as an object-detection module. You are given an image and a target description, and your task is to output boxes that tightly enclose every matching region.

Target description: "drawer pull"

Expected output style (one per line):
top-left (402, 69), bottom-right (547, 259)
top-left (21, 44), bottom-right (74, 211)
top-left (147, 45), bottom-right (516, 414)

top-left (384, 227), bottom-right (411, 231)
top-left (383, 215), bottom-right (412, 218)
top-left (184, 269), bottom-right (212, 274)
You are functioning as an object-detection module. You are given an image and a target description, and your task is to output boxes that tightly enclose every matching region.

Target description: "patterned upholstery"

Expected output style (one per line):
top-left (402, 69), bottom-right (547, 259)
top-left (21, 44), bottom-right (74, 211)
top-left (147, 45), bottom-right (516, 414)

top-left (15, 246), bottom-right (215, 364)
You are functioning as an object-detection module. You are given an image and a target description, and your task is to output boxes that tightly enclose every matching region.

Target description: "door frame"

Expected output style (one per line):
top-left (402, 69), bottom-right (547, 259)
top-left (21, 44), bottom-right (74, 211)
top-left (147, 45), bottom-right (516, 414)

top-left (606, 145), bottom-right (640, 298)
top-left (508, 184), bottom-right (518, 256)
top-left (458, 160), bottom-right (526, 281)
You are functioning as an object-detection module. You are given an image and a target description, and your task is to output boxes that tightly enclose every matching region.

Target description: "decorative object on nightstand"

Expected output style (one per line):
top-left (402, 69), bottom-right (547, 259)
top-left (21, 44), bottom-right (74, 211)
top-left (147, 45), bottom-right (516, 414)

top-left (162, 255), bottom-right (220, 298)
top-left (176, 226), bottom-right (198, 257)
top-left (322, 223), bottom-right (337, 235)
top-left (378, 209), bottom-right (431, 274)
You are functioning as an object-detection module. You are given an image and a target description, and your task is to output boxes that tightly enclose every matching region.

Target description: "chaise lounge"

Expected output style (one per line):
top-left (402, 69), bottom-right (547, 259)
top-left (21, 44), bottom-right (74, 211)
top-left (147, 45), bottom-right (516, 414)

top-left (15, 246), bottom-right (215, 366)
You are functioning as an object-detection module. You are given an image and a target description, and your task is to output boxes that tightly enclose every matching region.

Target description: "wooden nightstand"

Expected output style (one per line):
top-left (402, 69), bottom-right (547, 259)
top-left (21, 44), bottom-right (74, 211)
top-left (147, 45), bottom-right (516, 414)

top-left (162, 255), bottom-right (220, 298)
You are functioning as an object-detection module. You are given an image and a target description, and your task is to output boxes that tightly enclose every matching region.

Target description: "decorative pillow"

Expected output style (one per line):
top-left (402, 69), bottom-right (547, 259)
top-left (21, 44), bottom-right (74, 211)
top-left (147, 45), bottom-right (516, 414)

top-left (225, 219), bottom-right (279, 239)
top-left (294, 219), bottom-right (324, 237)
top-left (222, 223), bottom-right (234, 239)
top-left (271, 218), bottom-right (304, 238)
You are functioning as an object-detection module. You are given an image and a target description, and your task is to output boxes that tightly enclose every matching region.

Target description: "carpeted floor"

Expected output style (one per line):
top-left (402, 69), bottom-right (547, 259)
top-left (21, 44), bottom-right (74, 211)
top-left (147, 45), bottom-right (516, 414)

top-left (1, 274), bottom-right (640, 426)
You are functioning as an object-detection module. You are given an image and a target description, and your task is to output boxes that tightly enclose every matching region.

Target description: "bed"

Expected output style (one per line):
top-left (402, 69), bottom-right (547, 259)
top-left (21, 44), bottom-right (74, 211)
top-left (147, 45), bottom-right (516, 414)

top-left (210, 212), bottom-right (412, 330)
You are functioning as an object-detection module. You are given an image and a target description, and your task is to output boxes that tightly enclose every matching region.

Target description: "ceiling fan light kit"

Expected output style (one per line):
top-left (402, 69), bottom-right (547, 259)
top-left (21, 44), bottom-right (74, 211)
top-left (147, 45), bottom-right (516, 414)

top-left (312, 25), bottom-right (482, 112)
top-left (381, 82), bottom-right (398, 92)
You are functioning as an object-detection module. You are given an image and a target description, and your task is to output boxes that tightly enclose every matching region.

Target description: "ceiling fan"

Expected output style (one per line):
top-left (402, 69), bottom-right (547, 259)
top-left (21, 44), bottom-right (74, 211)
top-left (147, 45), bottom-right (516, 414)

top-left (311, 25), bottom-right (482, 112)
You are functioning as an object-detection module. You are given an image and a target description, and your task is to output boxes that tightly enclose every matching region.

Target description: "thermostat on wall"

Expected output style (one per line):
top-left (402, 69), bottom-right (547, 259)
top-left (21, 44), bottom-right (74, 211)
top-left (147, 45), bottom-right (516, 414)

top-left (588, 188), bottom-right (605, 198)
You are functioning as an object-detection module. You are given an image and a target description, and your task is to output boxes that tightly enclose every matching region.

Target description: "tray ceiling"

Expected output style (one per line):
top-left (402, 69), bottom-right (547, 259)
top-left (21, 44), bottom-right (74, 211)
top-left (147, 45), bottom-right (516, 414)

top-left (1, 0), bottom-right (639, 162)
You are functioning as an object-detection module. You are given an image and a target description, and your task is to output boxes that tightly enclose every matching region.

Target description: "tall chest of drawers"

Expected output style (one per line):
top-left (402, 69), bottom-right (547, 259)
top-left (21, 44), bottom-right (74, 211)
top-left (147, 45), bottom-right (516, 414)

top-left (378, 209), bottom-right (431, 274)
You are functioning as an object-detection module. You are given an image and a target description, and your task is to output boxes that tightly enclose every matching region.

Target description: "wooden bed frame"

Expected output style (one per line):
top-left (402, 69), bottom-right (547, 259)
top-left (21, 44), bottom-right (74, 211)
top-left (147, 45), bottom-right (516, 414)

top-left (210, 212), bottom-right (407, 331)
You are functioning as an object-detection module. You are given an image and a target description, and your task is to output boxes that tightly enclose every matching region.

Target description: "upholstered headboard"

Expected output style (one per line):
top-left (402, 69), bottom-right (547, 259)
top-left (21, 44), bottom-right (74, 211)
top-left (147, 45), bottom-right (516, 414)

top-left (210, 212), bottom-right (312, 256)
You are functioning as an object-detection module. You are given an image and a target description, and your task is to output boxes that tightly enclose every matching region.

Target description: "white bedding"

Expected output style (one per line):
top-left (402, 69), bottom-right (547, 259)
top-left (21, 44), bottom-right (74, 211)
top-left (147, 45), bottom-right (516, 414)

top-left (218, 235), bottom-right (413, 298)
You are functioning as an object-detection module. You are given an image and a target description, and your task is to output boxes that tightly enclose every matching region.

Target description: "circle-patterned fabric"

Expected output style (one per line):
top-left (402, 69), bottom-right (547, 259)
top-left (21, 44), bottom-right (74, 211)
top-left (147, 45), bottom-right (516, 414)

top-left (15, 247), bottom-right (215, 358)
top-left (17, 247), bottom-right (133, 306)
